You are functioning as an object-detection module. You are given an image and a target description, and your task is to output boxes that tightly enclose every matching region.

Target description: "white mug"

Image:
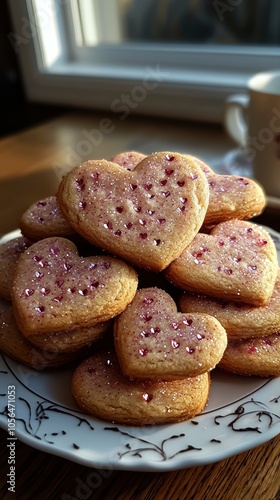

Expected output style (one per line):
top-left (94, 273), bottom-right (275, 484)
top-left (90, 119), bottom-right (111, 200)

top-left (224, 70), bottom-right (280, 197)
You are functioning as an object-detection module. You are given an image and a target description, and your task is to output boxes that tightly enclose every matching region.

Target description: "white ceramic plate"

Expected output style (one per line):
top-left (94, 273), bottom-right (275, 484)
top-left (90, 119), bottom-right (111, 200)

top-left (0, 229), bottom-right (280, 471)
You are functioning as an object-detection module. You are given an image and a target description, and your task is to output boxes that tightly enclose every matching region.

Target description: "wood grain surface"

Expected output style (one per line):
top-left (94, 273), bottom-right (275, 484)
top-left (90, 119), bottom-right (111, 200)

top-left (0, 113), bottom-right (279, 500)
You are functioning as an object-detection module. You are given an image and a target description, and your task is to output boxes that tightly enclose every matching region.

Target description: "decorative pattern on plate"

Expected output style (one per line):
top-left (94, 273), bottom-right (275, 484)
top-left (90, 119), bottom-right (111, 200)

top-left (0, 352), bottom-right (280, 470)
top-left (0, 228), bottom-right (280, 471)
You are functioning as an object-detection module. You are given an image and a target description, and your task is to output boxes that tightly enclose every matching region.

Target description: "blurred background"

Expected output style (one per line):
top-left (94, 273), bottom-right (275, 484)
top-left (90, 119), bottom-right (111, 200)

top-left (0, 1), bottom-right (66, 137)
top-left (1, 0), bottom-right (280, 137)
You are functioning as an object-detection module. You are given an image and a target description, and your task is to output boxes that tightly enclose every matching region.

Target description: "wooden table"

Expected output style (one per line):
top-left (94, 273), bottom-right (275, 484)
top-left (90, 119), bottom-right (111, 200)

top-left (0, 113), bottom-right (279, 499)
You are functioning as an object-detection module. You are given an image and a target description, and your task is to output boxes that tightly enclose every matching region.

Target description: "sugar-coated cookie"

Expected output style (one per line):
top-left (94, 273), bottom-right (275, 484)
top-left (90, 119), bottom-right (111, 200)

top-left (165, 220), bottom-right (278, 306)
top-left (0, 308), bottom-right (91, 369)
top-left (184, 155), bottom-right (214, 175)
top-left (27, 320), bottom-right (112, 353)
top-left (111, 151), bottom-right (146, 170)
top-left (218, 333), bottom-right (280, 377)
top-left (12, 237), bottom-right (138, 339)
top-left (112, 152), bottom-right (265, 225)
top-left (184, 156), bottom-right (265, 224)
top-left (114, 287), bottom-right (227, 379)
top-left (58, 152), bottom-right (209, 271)
top-left (179, 270), bottom-right (280, 340)
top-left (0, 236), bottom-right (32, 301)
top-left (204, 174), bottom-right (265, 226)
top-left (71, 350), bottom-right (210, 425)
top-left (20, 196), bottom-right (76, 241)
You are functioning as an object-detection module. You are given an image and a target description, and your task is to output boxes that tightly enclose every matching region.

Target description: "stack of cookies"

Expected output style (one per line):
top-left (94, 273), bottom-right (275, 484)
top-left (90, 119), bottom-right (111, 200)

top-left (0, 151), bottom-right (279, 426)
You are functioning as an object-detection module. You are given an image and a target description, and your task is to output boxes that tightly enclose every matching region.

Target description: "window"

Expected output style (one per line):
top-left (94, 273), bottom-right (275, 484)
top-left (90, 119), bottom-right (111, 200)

top-left (7, 0), bottom-right (280, 123)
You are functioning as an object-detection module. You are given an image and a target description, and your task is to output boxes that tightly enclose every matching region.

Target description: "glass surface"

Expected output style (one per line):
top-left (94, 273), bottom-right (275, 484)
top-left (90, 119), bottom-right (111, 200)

top-left (81, 0), bottom-right (280, 46)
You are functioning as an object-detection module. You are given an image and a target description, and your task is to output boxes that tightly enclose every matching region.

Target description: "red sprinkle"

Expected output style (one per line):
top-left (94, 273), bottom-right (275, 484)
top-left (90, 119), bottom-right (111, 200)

top-left (224, 268), bottom-right (233, 275)
top-left (55, 280), bottom-right (64, 287)
top-left (35, 306), bottom-right (45, 313)
top-left (139, 348), bottom-right (149, 357)
top-left (186, 346), bottom-right (195, 354)
top-left (165, 154), bottom-right (175, 161)
top-left (143, 297), bottom-right (153, 304)
top-left (165, 168), bottom-right (174, 175)
top-left (53, 295), bottom-right (63, 302)
top-left (247, 345), bottom-right (256, 354)
top-left (142, 393), bottom-right (153, 402)
top-left (262, 338), bottom-right (272, 346)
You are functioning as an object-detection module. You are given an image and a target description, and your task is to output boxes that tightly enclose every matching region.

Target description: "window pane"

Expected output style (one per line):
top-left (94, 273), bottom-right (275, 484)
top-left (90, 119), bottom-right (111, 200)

top-left (80, 0), bottom-right (280, 46)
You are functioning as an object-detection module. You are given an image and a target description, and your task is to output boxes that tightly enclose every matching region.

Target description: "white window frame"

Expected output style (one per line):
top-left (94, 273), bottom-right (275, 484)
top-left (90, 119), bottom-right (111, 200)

top-left (7, 0), bottom-right (280, 123)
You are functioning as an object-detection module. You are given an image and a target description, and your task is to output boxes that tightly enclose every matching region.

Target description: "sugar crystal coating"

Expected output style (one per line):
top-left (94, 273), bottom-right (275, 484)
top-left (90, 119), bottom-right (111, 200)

top-left (12, 236), bottom-right (138, 336)
top-left (57, 152), bottom-right (209, 271)
top-left (71, 350), bottom-right (210, 425)
top-left (114, 287), bottom-right (227, 380)
top-left (19, 196), bottom-right (75, 240)
top-left (166, 220), bottom-right (278, 306)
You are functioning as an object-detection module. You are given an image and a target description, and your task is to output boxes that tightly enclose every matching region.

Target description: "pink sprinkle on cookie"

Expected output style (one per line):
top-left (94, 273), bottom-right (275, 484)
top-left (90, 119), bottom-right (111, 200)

top-left (179, 269), bottom-right (280, 340)
top-left (204, 174), bottom-right (266, 225)
top-left (165, 220), bottom-right (278, 306)
top-left (111, 151), bottom-right (146, 170)
top-left (20, 196), bottom-right (76, 241)
top-left (12, 237), bottom-right (138, 338)
top-left (114, 287), bottom-right (227, 380)
top-left (218, 332), bottom-right (280, 377)
top-left (57, 152), bottom-right (209, 271)
top-left (111, 152), bottom-right (265, 225)
top-left (71, 350), bottom-right (210, 425)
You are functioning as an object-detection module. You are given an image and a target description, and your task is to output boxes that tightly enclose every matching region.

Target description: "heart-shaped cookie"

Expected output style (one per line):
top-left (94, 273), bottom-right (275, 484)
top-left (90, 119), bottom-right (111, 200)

top-left (204, 174), bottom-right (266, 226)
top-left (72, 350), bottom-right (210, 425)
top-left (165, 220), bottom-right (278, 306)
top-left (218, 333), bottom-right (280, 377)
top-left (19, 196), bottom-right (76, 241)
top-left (114, 287), bottom-right (227, 379)
top-left (12, 237), bottom-right (138, 337)
top-left (111, 152), bottom-right (265, 226)
top-left (183, 156), bottom-right (265, 224)
top-left (179, 269), bottom-right (280, 339)
top-left (58, 152), bottom-right (209, 271)
top-left (111, 150), bottom-right (146, 170)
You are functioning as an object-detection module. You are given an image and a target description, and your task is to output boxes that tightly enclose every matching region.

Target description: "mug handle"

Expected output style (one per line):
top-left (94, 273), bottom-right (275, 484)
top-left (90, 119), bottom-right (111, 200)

top-left (224, 94), bottom-right (249, 148)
